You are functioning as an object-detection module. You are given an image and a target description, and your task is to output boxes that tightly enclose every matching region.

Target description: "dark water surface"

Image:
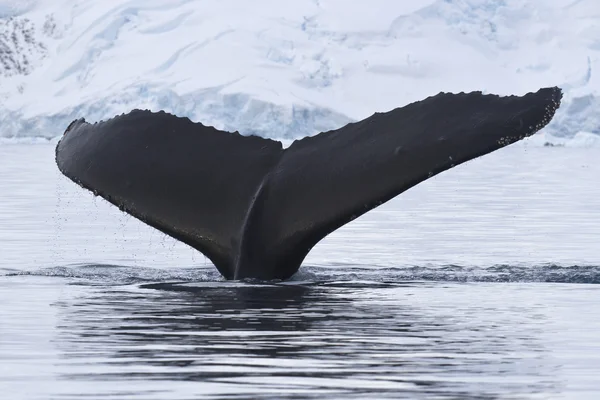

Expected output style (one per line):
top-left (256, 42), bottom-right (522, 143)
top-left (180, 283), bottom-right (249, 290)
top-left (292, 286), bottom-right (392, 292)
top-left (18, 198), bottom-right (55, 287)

top-left (1, 144), bottom-right (600, 399)
top-left (2, 270), bottom-right (600, 399)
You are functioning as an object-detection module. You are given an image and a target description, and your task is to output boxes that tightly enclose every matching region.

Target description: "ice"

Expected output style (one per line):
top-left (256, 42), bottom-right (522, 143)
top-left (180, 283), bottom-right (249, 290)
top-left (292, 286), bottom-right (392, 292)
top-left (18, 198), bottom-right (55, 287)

top-left (0, 0), bottom-right (598, 141)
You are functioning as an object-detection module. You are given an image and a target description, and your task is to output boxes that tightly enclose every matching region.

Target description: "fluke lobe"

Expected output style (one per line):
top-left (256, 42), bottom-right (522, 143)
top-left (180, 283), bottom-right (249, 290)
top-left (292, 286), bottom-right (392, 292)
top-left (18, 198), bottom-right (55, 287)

top-left (56, 87), bottom-right (562, 280)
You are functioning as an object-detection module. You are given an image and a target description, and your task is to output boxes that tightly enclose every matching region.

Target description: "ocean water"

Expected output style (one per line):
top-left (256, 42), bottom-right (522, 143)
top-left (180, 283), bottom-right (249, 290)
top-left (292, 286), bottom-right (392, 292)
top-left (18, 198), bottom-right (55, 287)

top-left (1, 143), bottom-right (599, 399)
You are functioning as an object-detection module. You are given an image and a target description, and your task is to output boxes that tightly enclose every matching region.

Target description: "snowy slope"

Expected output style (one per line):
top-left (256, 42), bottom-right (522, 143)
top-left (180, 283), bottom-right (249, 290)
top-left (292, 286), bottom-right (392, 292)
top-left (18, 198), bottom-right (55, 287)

top-left (0, 0), bottom-right (598, 141)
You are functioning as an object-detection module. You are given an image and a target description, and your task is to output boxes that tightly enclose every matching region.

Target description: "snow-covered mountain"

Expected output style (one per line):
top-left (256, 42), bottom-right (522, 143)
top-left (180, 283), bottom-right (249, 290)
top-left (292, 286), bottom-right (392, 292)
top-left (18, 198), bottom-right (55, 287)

top-left (0, 0), bottom-right (598, 142)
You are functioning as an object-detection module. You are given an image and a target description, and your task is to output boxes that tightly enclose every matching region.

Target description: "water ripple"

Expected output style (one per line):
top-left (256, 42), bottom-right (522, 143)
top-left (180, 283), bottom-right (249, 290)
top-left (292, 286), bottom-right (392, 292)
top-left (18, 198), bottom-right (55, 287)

top-left (4, 263), bottom-right (600, 285)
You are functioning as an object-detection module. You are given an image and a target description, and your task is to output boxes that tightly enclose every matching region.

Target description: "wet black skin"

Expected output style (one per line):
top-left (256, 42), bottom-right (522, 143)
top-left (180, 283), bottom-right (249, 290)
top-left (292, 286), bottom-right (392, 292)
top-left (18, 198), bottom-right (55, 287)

top-left (56, 87), bottom-right (562, 280)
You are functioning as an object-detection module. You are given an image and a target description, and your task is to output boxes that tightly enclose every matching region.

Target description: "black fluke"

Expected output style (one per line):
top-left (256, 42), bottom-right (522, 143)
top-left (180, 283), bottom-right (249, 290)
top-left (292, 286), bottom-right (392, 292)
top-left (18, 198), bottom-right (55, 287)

top-left (56, 87), bottom-right (562, 280)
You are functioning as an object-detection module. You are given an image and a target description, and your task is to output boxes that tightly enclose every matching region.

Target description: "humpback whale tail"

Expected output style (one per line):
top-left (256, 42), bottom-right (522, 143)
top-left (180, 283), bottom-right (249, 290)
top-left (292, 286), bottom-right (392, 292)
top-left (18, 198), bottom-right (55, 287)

top-left (56, 87), bottom-right (562, 280)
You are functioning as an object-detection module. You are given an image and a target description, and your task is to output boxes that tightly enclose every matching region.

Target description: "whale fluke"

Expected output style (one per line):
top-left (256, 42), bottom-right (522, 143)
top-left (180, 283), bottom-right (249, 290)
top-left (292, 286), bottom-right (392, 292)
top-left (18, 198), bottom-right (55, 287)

top-left (56, 87), bottom-right (562, 280)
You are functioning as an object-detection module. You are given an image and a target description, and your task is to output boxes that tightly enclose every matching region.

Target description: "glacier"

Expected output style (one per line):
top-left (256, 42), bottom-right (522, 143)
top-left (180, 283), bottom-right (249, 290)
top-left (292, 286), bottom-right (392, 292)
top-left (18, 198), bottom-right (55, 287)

top-left (0, 0), bottom-right (598, 142)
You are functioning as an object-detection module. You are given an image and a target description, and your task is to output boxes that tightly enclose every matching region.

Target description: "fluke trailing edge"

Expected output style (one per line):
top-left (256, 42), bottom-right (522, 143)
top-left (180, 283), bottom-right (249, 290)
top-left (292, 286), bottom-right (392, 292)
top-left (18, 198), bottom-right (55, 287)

top-left (56, 87), bottom-right (562, 280)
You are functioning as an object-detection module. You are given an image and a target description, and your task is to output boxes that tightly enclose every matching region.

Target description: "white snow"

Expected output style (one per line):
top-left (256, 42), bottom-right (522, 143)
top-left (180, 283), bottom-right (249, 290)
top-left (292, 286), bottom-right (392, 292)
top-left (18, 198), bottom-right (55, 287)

top-left (0, 0), bottom-right (598, 141)
top-left (0, 0), bottom-right (39, 17)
